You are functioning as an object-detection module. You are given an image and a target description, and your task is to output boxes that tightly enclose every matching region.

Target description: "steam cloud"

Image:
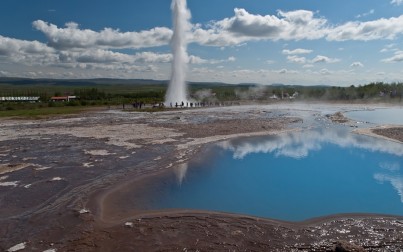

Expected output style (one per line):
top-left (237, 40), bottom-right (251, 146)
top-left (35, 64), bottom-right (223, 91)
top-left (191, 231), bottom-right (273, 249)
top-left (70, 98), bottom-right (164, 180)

top-left (165, 0), bottom-right (191, 105)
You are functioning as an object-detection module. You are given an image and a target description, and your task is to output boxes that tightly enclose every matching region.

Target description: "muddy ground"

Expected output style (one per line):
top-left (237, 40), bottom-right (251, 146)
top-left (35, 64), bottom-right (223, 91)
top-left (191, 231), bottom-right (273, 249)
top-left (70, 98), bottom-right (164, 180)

top-left (0, 103), bottom-right (402, 251)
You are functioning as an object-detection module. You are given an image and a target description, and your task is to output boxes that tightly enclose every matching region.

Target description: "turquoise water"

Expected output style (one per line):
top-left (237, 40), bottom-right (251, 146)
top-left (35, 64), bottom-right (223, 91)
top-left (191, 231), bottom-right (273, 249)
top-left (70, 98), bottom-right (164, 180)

top-left (150, 129), bottom-right (403, 221)
top-left (346, 107), bottom-right (403, 125)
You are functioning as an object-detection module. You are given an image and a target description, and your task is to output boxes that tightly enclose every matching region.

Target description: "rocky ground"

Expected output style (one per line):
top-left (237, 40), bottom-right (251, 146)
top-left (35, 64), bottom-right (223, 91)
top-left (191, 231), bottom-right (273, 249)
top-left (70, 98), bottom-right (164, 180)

top-left (372, 127), bottom-right (403, 143)
top-left (0, 103), bottom-right (402, 251)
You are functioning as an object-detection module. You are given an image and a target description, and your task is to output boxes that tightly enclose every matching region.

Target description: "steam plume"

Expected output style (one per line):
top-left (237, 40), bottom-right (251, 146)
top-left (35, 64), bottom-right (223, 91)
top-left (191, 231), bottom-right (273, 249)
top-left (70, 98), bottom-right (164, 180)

top-left (165, 0), bottom-right (191, 105)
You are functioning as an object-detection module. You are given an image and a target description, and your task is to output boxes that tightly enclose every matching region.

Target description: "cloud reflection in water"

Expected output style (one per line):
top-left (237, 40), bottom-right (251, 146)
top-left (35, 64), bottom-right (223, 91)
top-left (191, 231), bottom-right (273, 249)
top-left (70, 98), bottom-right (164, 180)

top-left (218, 128), bottom-right (403, 159)
top-left (374, 174), bottom-right (403, 202)
top-left (219, 128), bottom-right (403, 203)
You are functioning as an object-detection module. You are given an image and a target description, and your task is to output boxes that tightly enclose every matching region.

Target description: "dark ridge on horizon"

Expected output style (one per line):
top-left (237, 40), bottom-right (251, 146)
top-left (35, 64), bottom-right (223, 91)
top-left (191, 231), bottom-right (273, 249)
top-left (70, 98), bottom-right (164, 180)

top-left (0, 77), bottom-right (262, 88)
top-left (0, 77), bottom-right (336, 88)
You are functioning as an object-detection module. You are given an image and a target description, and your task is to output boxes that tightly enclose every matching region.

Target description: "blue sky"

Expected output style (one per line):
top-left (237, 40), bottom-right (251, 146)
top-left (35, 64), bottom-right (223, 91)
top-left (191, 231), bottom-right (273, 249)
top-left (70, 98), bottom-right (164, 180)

top-left (0, 0), bottom-right (402, 86)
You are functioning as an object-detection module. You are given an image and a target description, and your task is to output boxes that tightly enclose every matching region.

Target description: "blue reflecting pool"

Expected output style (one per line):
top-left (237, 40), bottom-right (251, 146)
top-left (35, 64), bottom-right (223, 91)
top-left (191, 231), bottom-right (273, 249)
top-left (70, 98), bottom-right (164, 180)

top-left (148, 128), bottom-right (403, 221)
top-left (346, 107), bottom-right (403, 125)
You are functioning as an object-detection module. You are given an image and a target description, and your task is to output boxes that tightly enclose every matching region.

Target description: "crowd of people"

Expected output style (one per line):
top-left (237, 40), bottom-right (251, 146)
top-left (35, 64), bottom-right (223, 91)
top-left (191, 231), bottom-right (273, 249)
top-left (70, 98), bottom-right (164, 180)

top-left (127, 101), bottom-right (240, 110)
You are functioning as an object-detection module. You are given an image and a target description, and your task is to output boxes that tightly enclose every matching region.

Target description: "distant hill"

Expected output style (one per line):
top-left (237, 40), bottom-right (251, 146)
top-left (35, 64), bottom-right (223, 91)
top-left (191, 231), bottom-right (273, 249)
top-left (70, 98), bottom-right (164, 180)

top-left (0, 77), bottom-right (332, 89)
top-left (0, 77), bottom-right (169, 86)
top-left (0, 77), bottom-right (261, 88)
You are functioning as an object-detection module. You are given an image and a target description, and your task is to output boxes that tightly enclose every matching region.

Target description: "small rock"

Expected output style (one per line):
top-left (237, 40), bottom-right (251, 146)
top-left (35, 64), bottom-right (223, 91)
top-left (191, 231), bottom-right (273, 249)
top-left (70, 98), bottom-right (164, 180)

top-left (333, 240), bottom-right (366, 252)
top-left (7, 242), bottom-right (26, 252)
top-left (78, 208), bottom-right (90, 214)
top-left (124, 222), bottom-right (134, 228)
top-left (43, 249), bottom-right (57, 252)
top-left (50, 177), bottom-right (63, 181)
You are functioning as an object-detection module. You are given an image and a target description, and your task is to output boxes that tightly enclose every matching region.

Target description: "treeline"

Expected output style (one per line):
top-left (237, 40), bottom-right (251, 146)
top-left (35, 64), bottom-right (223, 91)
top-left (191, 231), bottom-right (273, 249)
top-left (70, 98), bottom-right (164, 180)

top-left (188, 82), bottom-right (403, 102)
top-left (217, 82), bottom-right (403, 101)
top-left (302, 82), bottom-right (403, 100)
top-left (0, 82), bottom-right (402, 106)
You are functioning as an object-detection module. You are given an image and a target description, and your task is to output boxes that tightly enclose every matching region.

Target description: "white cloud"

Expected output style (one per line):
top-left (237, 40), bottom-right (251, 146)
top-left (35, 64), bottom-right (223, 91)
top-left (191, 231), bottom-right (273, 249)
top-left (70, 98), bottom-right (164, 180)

top-left (319, 68), bottom-right (332, 75)
top-left (188, 55), bottom-right (236, 64)
top-left (57, 49), bottom-right (172, 65)
top-left (380, 43), bottom-right (397, 53)
top-left (287, 55), bottom-right (306, 64)
top-left (133, 52), bottom-right (172, 63)
top-left (0, 70), bottom-right (10, 76)
top-left (282, 48), bottom-right (313, 55)
top-left (0, 35), bottom-right (57, 65)
top-left (0, 35), bottom-right (54, 56)
top-left (356, 9), bottom-right (375, 19)
top-left (76, 50), bottom-right (133, 63)
top-left (33, 20), bottom-right (172, 50)
top-left (191, 9), bottom-right (403, 46)
top-left (391, 0), bottom-right (403, 6)
top-left (382, 51), bottom-right (403, 62)
top-left (274, 68), bottom-right (299, 74)
top-left (30, 11), bottom-right (403, 52)
top-left (2, 6), bottom-right (403, 82)
top-left (350, 61), bottom-right (364, 67)
top-left (191, 9), bottom-right (328, 46)
top-left (327, 15), bottom-right (403, 41)
top-left (311, 55), bottom-right (340, 64)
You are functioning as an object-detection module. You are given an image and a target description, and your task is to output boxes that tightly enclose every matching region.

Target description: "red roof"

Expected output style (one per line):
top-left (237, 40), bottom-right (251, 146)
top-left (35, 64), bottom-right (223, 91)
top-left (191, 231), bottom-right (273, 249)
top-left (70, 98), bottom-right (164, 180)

top-left (51, 96), bottom-right (68, 100)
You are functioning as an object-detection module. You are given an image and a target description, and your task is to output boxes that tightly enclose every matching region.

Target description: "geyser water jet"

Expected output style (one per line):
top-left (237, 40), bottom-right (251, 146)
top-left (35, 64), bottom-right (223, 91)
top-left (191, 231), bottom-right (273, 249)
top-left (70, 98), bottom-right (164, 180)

top-left (165, 0), bottom-right (191, 105)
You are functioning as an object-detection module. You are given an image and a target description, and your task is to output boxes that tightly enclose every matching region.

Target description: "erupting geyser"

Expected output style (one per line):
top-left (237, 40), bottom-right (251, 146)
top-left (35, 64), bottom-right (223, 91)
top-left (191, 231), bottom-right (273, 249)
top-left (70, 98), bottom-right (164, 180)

top-left (165, 0), bottom-right (191, 105)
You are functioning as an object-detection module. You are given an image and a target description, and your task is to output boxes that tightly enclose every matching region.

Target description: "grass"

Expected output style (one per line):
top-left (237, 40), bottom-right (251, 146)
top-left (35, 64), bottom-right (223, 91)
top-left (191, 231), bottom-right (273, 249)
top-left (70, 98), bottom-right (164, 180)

top-left (0, 106), bottom-right (94, 119)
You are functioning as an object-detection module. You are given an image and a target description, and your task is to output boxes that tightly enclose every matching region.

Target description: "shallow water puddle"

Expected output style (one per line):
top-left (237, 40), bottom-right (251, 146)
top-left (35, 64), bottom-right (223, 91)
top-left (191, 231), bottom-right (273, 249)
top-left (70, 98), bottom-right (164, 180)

top-left (346, 107), bottom-right (403, 125)
top-left (146, 128), bottom-right (403, 221)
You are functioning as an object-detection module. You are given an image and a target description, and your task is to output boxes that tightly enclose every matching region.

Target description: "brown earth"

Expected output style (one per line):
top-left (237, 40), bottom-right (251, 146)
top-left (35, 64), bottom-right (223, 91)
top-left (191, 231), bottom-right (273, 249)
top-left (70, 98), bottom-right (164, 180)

top-left (372, 127), bottom-right (403, 143)
top-left (0, 104), bottom-right (403, 251)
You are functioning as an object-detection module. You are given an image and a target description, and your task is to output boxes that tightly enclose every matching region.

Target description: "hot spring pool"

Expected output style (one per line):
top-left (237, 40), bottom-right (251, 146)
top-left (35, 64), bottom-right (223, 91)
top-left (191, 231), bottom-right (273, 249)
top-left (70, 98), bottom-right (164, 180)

top-left (145, 128), bottom-right (403, 221)
top-left (346, 107), bottom-right (403, 125)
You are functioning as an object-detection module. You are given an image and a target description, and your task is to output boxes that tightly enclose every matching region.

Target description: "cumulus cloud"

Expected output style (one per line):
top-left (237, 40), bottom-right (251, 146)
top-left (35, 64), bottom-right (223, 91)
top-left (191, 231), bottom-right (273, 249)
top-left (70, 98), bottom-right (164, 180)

top-left (191, 9), bottom-right (328, 46)
top-left (133, 52), bottom-right (172, 63)
top-left (382, 51), bottom-right (403, 62)
top-left (327, 15), bottom-right (403, 41)
top-left (0, 70), bottom-right (10, 76)
top-left (31, 10), bottom-right (403, 52)
top-left (33, 20), bottom-right (172, 50)
top-left (2, 6), bottom-right (403, 80)
top-left (189, 55), bottom-right (236, 64)
top-left (311, 55), bottom-right (340, 64)
top-left (57, 49), bottom-right (172, 64)
top-left (319, 68), bottom-right (332, 75)
top-left (191, 9), bottom-right (403, 46)
top-left (0, 35), bottom-right (57, 65)
top-left (287, 55), bottom-right (306, 64)
top-left (282, 48), bottom-right (313, 55)
top-left (0, 35), bottom-right (54, 56)
top-left (350, 61), bottom-right (364, 67)
top-left (380, 43), bottom-right (398, 53)
top-left (355, 9), bottom-right (375, 19)
top-left (391, 0), bottom-right (403, 6)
